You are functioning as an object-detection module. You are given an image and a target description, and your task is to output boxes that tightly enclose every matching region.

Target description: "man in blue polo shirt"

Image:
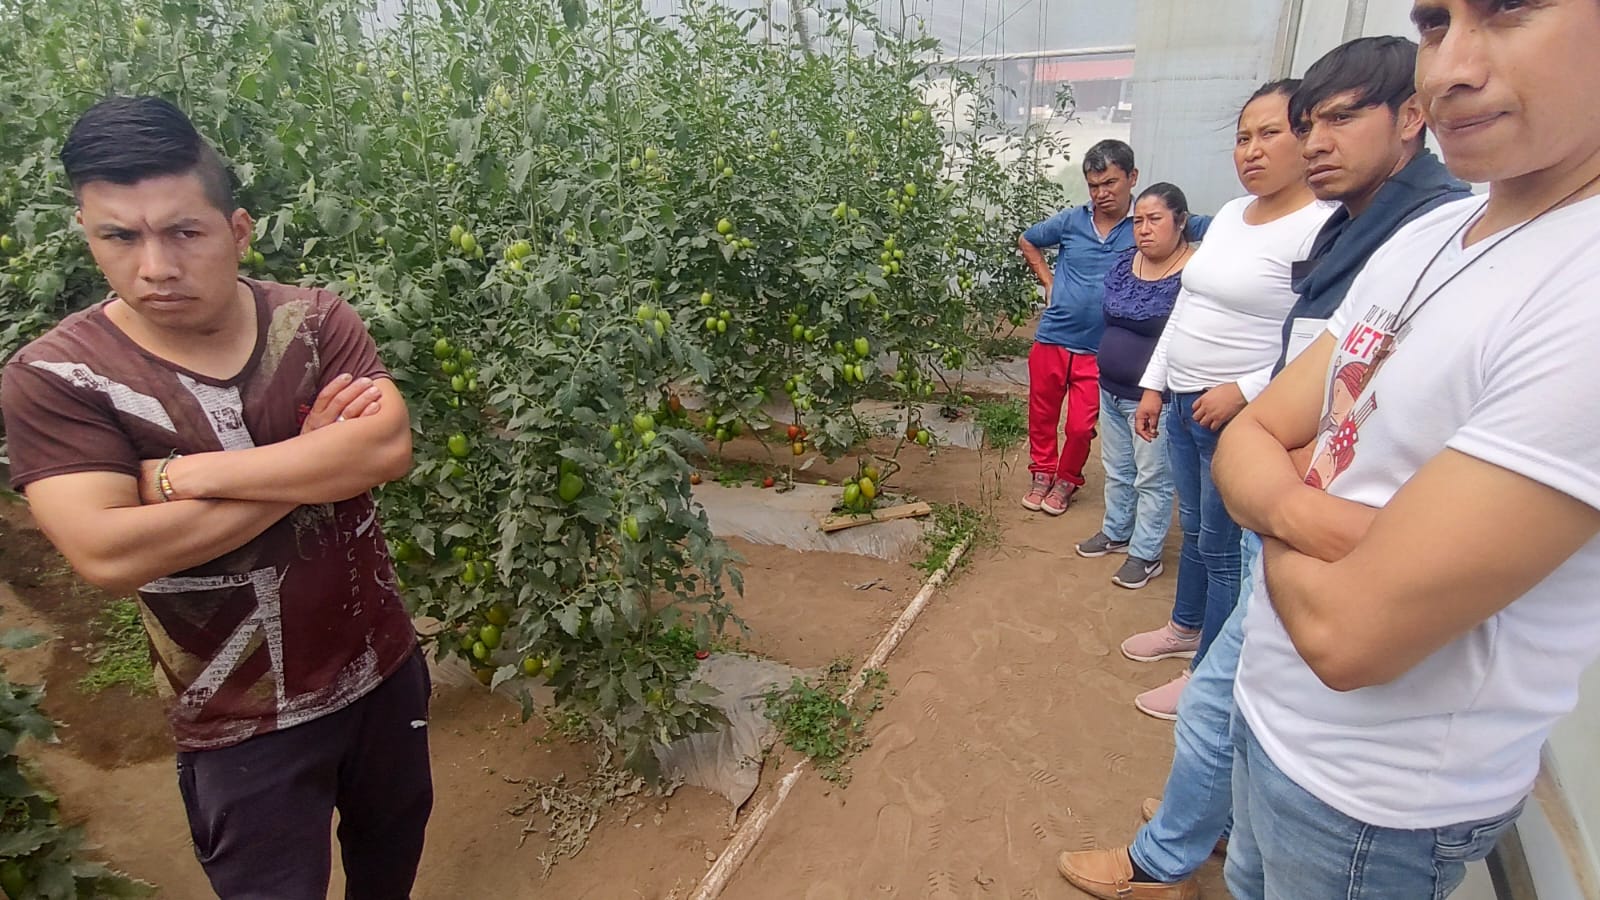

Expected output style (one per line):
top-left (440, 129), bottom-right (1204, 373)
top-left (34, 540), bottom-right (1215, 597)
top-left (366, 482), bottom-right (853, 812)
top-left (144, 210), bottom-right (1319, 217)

top-left (1019, 141), bottom-right (1207, 515)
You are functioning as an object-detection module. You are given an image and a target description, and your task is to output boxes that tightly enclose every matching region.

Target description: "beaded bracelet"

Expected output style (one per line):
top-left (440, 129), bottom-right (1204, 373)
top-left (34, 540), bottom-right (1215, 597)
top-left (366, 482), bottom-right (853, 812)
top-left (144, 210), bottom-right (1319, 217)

top-left (156, 450), bottom-right (181, 502)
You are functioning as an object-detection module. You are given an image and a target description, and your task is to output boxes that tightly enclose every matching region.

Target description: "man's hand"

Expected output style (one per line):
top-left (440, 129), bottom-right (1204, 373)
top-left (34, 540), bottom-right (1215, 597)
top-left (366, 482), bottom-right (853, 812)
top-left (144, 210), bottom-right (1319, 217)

top-left (1018, 235), bottom-right (1054, 295)
top-left (138, 375), bottom-right (387, 505)
top-left (301, 374), bottom-right (384, 434)
top-left (1192, 382), bottom-right (1248, 431)
top-left (1135, 390), bottom-right (1164, 441)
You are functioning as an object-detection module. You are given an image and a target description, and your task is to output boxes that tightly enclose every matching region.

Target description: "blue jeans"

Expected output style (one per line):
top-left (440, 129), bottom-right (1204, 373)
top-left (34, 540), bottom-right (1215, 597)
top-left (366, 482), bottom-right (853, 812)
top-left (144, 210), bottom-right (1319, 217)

top-left (1227, 717), bottom-right (1524, 899)
top-left (1129, 533), bottom-right (1257, 883)
top-left (1098, 388), bottom-right (1175, 561)
top-left (1166, 392), bottom-right (1242, 663)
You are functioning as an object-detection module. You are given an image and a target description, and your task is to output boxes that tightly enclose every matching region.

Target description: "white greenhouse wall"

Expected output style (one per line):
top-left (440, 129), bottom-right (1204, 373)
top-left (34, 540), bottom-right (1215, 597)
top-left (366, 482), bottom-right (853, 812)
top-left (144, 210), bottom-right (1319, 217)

top-left (1129, 0), bottom-right (1300, 216)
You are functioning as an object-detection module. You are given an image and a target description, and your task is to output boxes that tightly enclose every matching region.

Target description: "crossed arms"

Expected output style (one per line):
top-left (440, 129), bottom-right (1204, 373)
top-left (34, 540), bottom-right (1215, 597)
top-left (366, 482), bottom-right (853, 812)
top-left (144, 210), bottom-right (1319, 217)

top-left (24, 376), bottom-right (411, 594)
top-left (1213, 334), bottom-right (1600, 691)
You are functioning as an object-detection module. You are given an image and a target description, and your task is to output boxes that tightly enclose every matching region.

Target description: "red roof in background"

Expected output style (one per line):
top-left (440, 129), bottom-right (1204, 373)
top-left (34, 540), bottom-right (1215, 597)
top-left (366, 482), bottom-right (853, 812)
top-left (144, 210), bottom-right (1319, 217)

top-left (1035, 58), bottom-right (1134, 83)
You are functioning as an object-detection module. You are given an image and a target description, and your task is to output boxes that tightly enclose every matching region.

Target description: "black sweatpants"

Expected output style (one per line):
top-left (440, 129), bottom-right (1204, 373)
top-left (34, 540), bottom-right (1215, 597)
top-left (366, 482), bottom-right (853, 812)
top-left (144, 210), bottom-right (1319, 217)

top-left (175, 649), bottom-right (433, 899)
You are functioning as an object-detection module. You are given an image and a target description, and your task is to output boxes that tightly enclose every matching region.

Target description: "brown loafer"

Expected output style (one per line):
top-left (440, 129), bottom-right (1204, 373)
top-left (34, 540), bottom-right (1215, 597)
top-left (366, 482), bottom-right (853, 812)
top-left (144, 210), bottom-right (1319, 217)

top-left (1140, 798), bottom-right (1228, 856)
top-left (1056, 847), bottom-right (1199, 899)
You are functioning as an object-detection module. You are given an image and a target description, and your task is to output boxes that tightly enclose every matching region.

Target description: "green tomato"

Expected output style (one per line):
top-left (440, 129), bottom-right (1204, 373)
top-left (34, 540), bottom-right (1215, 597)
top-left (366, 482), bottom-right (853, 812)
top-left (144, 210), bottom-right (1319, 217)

top-left (716, 319), bottom-right (727, 334)
top-left (522, 656), bottom-right (544, 676)
top-left (622, 515), bottom-right (641, 542)
top-left (716, 218), bottom-right (734, 235)
top-left (904, 182), bottom-right (919, 197)
top-left (854, 337), bottom-right (870, 358)
top-left (705, 316), bottom-right (719, 332)
top-left (471, 640), bottom-right (490, 661)
top-left (447, 433), bottom-right (470, 458)
top-left (479, 624), bottom-right (502, 649)
top-left (451, 374), bottom-right (467, 392)
top-left (640, 430), bottom-right (658, 448)
top-left (843, 484), bottom-right (861, 504)
top-left (452, 545), bottom-right (471, 561)
top-left (916, 429), bottom-right (931, 445)
top-left (645, 146), bottom-right (660, 162)
top-left (558, 472), bottom-right (585, 503)
top-left (701, 290), bottom-right (714, 306)
top-left (433, 337), bottom-right (454, 359)
top-left (633, 413), bottom-right (656, 435)
top-left (440, 359), bottom-right (461, 376)
top-left (459, 232), bottom-right (478, 254)
top-left (715, 427), bottom-right (729, 443)
top-left (792, 323), bottom-right (805, 341)
top-left (653, 319), bottom-right (666, 337)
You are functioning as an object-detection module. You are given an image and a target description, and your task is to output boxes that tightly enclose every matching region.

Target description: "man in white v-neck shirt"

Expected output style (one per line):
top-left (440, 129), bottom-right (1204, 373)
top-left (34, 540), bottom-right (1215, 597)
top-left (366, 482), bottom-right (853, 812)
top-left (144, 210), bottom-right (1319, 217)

top-left (1212, 1), bottom-right (1600, 897)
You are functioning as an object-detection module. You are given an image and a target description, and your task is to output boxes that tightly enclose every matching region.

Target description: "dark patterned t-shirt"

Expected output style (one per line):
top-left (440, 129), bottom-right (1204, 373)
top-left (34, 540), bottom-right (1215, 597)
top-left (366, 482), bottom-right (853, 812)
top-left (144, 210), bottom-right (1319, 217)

top-left (1, 279), bottom-right (417, 751)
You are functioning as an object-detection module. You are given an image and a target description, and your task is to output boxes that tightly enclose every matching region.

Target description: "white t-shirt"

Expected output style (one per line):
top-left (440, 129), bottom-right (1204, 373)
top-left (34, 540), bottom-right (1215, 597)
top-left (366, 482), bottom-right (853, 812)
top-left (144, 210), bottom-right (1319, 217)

top-left (1140, 195), bottom-right (1333, 399)
top-left (1236, 193), bottom-right (1600, 829)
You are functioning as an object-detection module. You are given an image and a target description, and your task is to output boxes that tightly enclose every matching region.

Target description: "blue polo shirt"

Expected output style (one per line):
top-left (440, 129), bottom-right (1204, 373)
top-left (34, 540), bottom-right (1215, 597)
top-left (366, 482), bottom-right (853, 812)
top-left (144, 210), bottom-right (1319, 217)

top-left (1023, 206), bottom-right (1211, 353)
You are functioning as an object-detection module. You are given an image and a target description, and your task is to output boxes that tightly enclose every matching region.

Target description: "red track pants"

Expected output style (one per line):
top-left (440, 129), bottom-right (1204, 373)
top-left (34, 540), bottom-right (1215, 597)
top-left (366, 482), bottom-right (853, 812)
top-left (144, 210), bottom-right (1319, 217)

top-left (1027, 343), bottom-right (1099, 486)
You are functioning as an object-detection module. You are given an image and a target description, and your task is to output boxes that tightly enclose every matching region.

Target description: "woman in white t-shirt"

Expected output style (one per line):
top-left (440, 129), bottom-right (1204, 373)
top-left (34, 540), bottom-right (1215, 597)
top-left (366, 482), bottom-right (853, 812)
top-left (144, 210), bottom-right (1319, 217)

top-left (1118, 80), bottom-right (1334, 720)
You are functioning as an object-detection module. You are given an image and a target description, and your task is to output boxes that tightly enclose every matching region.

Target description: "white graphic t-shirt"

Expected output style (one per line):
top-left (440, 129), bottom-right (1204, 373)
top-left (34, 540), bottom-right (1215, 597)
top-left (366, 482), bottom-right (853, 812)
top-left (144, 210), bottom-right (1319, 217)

top-left (1236, 194), bottom-right (1600, 829)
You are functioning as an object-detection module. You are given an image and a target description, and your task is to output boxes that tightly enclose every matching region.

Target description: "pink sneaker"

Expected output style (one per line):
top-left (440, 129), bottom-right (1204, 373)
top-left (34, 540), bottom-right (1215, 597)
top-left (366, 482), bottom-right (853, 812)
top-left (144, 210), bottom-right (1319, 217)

top-left (1120, 622), bottom-right (1200, 663)
top-left (1135, 670), bottom-right (1190, 721)
top-left (1040, 480), bottom-right (1077, 516)
top-left (1022, 473), bottom-right (1054, 511)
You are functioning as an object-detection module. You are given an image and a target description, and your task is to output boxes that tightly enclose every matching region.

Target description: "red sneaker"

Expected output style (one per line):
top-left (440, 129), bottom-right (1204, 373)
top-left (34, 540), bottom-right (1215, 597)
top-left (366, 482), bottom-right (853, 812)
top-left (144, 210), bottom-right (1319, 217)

top-left (1041, 480), bottom-right (1076, 516)
top-left (1021, 473), bottom-right (1054, 511)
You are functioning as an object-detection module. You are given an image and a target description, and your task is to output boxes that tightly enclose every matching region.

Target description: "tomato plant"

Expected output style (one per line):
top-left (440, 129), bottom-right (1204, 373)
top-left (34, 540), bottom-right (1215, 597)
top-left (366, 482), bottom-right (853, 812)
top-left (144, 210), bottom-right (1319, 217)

top-left (0, 626), bottom-right (151, 898)
top-left (0, 0), bottom-right (1061, 767)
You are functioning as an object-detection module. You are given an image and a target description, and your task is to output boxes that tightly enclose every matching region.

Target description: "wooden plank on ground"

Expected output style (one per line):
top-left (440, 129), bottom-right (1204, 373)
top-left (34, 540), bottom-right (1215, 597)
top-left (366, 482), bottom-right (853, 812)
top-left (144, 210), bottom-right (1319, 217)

top-left (819, 501), bottom-right (933, 533)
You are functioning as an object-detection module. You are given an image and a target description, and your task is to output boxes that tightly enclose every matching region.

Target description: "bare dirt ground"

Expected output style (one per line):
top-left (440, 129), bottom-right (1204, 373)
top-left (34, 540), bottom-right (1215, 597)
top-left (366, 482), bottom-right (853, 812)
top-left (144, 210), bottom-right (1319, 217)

top-left (719, 453), bottom-right (1227, 900)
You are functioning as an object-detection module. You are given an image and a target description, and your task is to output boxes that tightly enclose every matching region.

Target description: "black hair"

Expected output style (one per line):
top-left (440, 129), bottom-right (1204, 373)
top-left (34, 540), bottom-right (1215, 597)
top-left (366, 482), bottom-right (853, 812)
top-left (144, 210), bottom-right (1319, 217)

top-left (1136, 182), bottom-right (1190, 228)
top-left (60, 95), bottom-right (237, 214)
top-left (1083, 139), bottom-right (1135, 177)
top-left (1241, 78), bottom-right (1302, 122)
top-left (1290, 36), bottom-right (1419, 134)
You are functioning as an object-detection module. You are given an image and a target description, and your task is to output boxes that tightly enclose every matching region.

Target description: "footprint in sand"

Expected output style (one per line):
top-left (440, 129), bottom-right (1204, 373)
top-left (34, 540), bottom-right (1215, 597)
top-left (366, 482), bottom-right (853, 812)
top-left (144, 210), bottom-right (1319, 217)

top-left (922, 870), bottom-right (960, 899)
top-left (1027, 767), bottom-right (1062, 788)
top-left (885, 767), bottom-right (948, 818)
top-left (1067, 624), bottom-right (1112, 658)
top-left (870, 802), bottom-right (915, 858)
top-left (997, 617), bottom-right (1059, 644)
top-left (1102, 750), bottom-right (1131, 777)
top-left (924, 818), bottom-right (944, 853)
top-left (874, 721), bottom-right (918, 760)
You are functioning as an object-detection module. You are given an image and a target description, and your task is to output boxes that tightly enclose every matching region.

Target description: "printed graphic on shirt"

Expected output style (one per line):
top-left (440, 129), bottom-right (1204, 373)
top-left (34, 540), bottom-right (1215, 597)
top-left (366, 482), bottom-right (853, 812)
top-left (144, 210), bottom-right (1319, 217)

top-left (0, 281), bottom-right (417, 751)
top-left (1305, 304), bottom-right (1397, 491)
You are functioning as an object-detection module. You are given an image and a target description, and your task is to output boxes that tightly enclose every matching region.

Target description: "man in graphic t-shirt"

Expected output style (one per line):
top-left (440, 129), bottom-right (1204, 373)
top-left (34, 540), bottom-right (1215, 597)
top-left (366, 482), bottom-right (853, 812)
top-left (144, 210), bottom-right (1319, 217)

top-left (1, 96), bottom-right (429, 896)
top-left (1213, 2), bottom-right (1600, 897)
